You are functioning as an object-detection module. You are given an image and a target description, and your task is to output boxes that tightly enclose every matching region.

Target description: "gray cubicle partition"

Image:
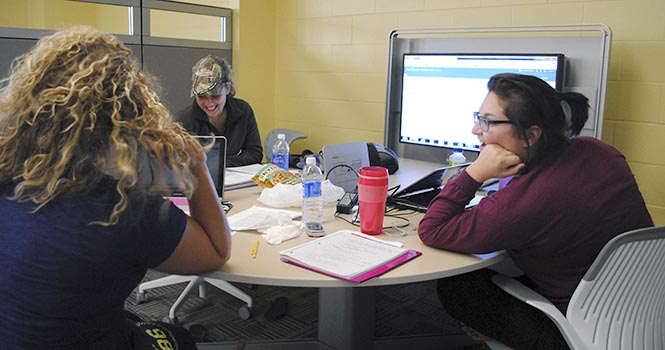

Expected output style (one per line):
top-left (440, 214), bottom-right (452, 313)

top-left (0, 28), bottom-right (52, 80)
top-left (139, 0), bottom-right (233, 112)
top-left (0, 1), bottom-right (232, 117)
top-left (142, 45), bottom-right (232, 113)
top-left (384, 24), bottom-right (612, 163)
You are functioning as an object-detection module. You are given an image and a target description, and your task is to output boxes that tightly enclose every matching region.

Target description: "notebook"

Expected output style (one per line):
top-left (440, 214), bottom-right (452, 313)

top-left (390, 163), bottom-right (470, 212)
top-left (279, 230), bottom-right (421, 283)
top-left (138, 135), bottom-right (227, 199)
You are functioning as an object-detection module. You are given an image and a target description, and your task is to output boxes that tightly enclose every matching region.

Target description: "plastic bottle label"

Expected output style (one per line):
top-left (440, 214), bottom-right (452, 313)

top-left (303, 180), bottom-right (322, 198)
top-left (272, 153), bottom-right (289, 170)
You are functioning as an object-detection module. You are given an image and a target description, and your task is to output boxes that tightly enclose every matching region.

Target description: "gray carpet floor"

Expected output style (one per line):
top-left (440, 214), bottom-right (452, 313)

top-left (124, 270), bottom-right (483, 348)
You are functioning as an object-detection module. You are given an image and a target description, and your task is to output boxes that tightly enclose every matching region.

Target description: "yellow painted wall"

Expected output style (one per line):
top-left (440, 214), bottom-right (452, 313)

top-left (231, 0), bottom-right (665, 225)
top-left (1, 0), bottom-right (662, 224)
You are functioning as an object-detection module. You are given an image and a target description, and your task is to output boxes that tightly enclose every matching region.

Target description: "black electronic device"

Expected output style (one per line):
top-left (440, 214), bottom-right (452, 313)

top-left (367, 143), bottom-right (399, 174)
top-left (305, 222), bottom-right (325, 237)
top-left (390, 163), bottom-right (470, 212)
top-left (336, 192), bottom-right (358, 214)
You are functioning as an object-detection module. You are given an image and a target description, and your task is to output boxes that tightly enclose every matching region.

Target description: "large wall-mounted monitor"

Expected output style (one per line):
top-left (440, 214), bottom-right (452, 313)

top-left (398, 53), bottom-right (565, 152)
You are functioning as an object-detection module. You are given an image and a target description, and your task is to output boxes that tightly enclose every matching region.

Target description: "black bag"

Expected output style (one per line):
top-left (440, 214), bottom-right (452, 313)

top-left (367, 143), bottom-right (399, 174)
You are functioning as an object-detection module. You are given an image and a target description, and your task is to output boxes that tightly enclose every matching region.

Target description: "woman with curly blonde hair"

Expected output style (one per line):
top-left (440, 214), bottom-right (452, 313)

top-left (0, 26), bottom-right (231, 349)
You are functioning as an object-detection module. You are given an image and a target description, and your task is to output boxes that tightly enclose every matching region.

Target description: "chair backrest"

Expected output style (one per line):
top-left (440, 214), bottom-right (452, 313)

top-left (264, 128), bottom-right (307, 162)
top-left (567, 226), bottom-right (665, 350)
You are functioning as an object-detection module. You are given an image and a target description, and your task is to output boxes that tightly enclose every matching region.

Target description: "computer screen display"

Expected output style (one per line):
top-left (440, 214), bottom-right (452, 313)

top-left (399, 53), bottom-right (565, 152)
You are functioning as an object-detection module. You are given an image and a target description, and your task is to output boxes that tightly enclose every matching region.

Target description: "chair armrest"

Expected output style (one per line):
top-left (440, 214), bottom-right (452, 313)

top-left (491, 274), bottom-right (589, 350)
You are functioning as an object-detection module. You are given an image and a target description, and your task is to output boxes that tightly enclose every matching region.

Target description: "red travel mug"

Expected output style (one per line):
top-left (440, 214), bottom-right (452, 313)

top-left (357, 166), bottom-right (389, 235)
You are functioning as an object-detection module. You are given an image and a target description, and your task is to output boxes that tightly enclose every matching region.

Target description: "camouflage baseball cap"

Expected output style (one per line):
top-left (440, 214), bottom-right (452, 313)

top-left (191, 56), bottom-right (225, 97)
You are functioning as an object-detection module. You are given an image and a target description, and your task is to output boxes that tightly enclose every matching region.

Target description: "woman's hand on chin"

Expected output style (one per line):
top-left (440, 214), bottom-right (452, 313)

top-left (466, 144), bottom-right (524, 183)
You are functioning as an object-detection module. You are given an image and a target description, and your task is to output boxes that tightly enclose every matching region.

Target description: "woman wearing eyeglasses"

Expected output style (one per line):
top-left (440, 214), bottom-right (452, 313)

top-left (174, 55), bottom-right (263, 167)
top-left (418, 73), bottom-right (653, 349)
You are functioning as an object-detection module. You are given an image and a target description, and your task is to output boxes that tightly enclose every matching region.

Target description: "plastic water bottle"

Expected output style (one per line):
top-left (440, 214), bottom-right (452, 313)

top-left (448, 148), bottom-right (466, 166)
top-left (272, 133), bottom-right (290, 171)
top-left (302, 156), bottom-right (324, 236)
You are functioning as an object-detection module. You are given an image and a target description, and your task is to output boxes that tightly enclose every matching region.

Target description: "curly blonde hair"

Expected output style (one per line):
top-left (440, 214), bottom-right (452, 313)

top-left (0, 26), bottom-right (199, 225)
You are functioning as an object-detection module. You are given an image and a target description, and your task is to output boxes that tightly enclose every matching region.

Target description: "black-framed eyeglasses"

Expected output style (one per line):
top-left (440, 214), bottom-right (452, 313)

top-left (473, 111), bottom-right (513, 132)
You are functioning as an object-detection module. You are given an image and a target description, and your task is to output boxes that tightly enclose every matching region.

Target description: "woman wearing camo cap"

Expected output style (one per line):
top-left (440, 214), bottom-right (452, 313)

top-left (175, 55), bottom-right (263, 167)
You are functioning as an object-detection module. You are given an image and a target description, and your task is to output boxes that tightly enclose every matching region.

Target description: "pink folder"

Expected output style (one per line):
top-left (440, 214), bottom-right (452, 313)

top-left (281, 249), bottom-right (421, 283)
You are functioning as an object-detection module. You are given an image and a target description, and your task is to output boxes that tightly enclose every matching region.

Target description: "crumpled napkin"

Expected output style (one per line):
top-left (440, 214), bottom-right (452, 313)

top-left (227, 205), bottom-right (301, 231)
top-left (257, 180), bottom-right (345, 208)
top-left (258, 213), bottom-right (303, 245)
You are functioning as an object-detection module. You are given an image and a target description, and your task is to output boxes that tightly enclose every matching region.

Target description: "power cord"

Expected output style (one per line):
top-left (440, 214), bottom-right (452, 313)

top-left (333, 203), bottom-right (414, 235)
top-left (330, 169), bottom-right (417, 235)
top-left (388, 196), bottom-right (423, 211)
top-left (325, 164), bottom-right (359, 181)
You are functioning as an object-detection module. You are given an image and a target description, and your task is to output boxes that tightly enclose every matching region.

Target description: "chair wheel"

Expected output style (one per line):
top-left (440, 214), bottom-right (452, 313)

top-left (238, 305), bottom-right (252, 320)
top-left (136, 291), bottom-right (146, 304)
top-left (163, 316), bottom-right (178, 324)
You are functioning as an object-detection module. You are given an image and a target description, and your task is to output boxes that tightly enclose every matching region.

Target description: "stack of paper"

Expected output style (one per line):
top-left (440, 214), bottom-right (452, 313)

top-left (225, 163), bottom-right (263, 190)
top-left (280, 230), bottom-right (421, 283)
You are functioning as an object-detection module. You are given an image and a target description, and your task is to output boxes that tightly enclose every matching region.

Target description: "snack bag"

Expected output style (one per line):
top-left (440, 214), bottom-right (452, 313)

top-left (252, 164), bottom-right (301, 188)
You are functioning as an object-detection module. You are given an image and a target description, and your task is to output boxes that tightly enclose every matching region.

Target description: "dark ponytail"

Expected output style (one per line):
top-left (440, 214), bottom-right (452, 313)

top-left (560, 91), bottom-right (589, 136)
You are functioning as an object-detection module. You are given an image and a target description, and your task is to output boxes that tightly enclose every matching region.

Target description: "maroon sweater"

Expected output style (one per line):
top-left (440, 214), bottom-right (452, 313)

top-left (418, 137), bottom-right (653, 304)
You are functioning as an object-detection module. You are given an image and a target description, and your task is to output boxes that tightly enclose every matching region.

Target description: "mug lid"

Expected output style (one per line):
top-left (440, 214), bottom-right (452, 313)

top-left (359, 166), bottom-right (388, 177)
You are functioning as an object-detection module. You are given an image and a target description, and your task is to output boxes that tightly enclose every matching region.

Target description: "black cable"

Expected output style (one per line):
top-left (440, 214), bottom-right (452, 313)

top-left (333, 208), bottom-right (413, 231)
top-left (325, 164), bottom-right (358, 180)
top-left (385, 204), bottom-right (418, 215)
top-left (330, 170), bottom-right (416, 230)
top-left (382, 214), bottom-right (411, 229)
top-left (388, 184), bottom-right (401, 197)
top-left (325, 164), bottom-right (359, 192)
top-left (387, 197), bottom-right (428, 212)
top-left (334, 211), bottom-right (360, 227)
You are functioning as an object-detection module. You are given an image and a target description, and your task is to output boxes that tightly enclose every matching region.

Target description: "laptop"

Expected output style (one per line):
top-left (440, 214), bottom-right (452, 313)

top-left (390, 163), bottom-right (470, 212)
top-left (139, 135), bottom-right (227, 199)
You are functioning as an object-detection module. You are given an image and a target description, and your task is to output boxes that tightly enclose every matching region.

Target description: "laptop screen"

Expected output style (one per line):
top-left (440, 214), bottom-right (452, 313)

top-left (138, 135), bottom-right (227, 198)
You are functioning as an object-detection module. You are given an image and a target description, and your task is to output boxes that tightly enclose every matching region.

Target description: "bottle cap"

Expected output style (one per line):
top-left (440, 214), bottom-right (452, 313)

top-left (277, 133), bottom-right (285, 140)
top-left (305, 156), bottom-right (316, 165)
top-left (453, 147), bottom-right (463, 152)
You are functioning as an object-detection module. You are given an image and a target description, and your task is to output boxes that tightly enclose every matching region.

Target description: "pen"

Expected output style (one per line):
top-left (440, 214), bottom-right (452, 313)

top-left (251, 239), bottom-right (259, 258)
